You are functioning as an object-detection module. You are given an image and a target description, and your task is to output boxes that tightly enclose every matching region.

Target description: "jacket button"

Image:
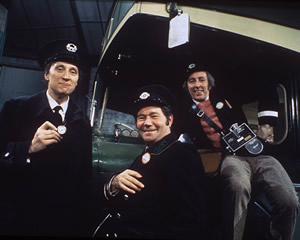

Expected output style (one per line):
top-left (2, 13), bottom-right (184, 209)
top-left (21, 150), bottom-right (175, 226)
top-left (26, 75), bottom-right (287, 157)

top-left (124, 194), bottom-right (129, 200)
top-left (4, 152), bottom-right (10, 159)
top-left (116, 213), bottom-right (121, 219)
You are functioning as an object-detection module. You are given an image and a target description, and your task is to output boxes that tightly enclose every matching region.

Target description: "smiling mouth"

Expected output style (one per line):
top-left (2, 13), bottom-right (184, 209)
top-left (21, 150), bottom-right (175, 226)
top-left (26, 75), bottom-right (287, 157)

top-left (194, 90), bottom-right (203, 94)
top-left (142, 129), bottom-right (157, 133)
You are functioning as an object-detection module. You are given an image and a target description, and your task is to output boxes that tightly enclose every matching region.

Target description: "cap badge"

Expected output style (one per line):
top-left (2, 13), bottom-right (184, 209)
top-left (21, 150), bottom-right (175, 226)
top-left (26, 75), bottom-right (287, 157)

top-left (188, 63), bottom-right (196, 70)
top-left (141, 152), bottom-right (151, 164)
top-left (66, 43), bottom-right (77, 53)
top-left (139, 92), bottom-right (150, 100)
top-left (216, 102), bottom-right (224, 109)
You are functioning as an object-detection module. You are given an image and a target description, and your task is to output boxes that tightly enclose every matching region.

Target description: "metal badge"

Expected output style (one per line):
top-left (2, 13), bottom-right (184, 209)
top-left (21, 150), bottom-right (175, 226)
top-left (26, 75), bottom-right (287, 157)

top-left (188, 63), bottom-right (196, 70)
top-left (139, 92), bottom-right (150, 100)
top-left (216, 102), bottom-right (224, 109)
top-left (66, 43), bottom-right (77, 52)
top-left (141, 152), bottom-right (151, 164)
top-left (57, 125), bottom-right (67, 135)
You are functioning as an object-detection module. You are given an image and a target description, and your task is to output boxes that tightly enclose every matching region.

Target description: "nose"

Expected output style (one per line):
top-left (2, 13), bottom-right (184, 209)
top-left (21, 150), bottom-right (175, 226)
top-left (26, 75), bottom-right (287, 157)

top-left (62, 71), bottom-right (71, 80)
top-left (194, 79), bottom-right (201, 87)
top-left (144, 117), bottom-right (152, 127)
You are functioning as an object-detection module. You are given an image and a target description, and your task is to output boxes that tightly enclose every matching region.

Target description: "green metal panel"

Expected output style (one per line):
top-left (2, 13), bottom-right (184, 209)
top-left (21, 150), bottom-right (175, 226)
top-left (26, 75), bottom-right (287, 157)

top-left (92, 134), bottom-right (144, 184)
top-left (92, 134), bottom-right (144, 173)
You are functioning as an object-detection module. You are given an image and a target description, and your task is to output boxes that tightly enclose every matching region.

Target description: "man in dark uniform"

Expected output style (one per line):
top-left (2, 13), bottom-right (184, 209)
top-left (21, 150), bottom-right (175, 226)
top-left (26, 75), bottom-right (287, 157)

top-left (0, 40), bottom-right (92, 237)
top-left (100, 85), bottom-right (207, 239)
top-left (178, 63), bottom-right (299, 240)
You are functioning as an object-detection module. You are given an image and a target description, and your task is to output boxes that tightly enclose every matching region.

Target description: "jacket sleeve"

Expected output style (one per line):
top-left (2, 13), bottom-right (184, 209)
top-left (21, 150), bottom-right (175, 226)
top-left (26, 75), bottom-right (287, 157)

top-left (257, 82), bottom-right (279, 126)
top-left (0, 99), bottom-right (31, 168)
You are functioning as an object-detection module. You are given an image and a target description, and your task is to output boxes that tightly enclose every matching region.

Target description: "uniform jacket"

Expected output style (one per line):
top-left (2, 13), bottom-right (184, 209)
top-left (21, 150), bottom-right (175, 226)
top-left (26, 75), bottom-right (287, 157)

top-left (0, 91), bottom-right (92, 237)
top-left (177, 87), bottom-right (279, 150)
top-left (103, 133), bottom-right (207, 239)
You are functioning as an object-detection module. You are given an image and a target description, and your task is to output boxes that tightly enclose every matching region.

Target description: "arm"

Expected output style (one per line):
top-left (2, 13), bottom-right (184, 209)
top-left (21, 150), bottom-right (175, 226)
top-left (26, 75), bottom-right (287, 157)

top-left (0, 99), bottom-right (62, 168)
top-left (256, 82), bottom-right (279, 142)
top-left (0, 100), bottom-right (31, 168)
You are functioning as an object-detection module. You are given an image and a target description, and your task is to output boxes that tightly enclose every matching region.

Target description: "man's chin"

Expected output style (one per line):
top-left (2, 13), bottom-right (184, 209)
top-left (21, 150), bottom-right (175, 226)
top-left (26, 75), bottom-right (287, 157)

top-left (194, 96), bottom-right (206, 102)
top-left (142, 136), bottom-right (155, 144)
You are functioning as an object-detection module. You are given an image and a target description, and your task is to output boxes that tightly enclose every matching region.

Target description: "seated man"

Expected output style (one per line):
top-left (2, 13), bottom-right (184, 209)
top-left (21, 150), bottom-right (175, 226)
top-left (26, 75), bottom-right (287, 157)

top-left (177, 63), bottom-right (299, 240)
top-left (99, 85), bottom-right (207, 239)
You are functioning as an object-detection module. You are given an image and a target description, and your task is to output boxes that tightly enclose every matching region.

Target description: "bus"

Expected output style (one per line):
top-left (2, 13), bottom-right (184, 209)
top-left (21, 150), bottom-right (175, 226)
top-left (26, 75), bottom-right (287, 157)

top-left (90, 1), bottom-right (300, 239)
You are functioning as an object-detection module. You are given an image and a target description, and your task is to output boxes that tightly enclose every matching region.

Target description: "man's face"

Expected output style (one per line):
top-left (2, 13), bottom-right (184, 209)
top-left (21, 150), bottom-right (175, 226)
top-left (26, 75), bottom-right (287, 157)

top-left (44, 61), bottom-right (79, 100)
top-left (186, 71), bottom-right (210, 102)
top-left (136, 106), bottom-right (173, 146)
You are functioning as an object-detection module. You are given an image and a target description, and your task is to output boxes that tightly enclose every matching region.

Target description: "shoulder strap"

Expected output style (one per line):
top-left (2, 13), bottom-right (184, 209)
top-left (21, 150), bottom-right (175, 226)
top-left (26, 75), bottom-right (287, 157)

top-left (190, 104), bottom-right (224, 135)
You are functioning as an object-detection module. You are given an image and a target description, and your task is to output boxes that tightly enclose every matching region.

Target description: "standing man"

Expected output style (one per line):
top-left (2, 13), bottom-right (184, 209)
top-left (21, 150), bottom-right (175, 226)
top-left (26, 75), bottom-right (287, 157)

top-left (178, 63), bottom-right (299, 240)
top-left (0, 40), bottom-right (92, 237)
top-left (100, 85), bottom-right (207, 239)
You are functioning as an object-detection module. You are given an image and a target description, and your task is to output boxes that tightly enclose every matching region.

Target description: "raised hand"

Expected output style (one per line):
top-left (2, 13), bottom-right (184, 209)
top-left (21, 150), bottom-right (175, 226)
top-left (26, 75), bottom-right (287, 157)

top-left (28, 121), bottom-right (62, 153)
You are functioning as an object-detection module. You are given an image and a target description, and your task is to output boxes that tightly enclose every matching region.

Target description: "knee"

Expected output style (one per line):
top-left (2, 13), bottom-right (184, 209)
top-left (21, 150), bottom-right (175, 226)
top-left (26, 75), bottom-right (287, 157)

top-left (275, 190), bottom-right (299, 215)
top-left (220, 172), bottom-right (251, 195)
top-left (285, 194), bottom-right (299, 214)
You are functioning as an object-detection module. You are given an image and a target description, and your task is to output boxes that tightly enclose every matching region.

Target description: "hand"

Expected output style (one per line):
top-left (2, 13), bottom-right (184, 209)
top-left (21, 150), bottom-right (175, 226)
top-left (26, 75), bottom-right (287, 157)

top-left (111, 169), bottom-right (144, 194)
top-left (256, 124), bottom-right (274, 143)
top-left (28, 121), bottom-right (62, 153)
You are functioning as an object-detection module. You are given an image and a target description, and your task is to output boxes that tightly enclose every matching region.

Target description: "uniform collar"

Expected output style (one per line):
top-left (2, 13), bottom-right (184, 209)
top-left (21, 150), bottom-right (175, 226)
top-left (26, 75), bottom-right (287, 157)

top-left (146, 133), bottom-right (178, 155)
top-left (32, 91), bottom-right (83, 124)
top-left (46, 90), bottom-right (69, 113)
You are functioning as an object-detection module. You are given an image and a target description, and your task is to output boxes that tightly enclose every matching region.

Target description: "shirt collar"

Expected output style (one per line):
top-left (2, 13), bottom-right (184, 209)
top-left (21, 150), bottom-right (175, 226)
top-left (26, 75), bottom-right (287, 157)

top-left (46, 90), bottom-right (69, 113)
top-left (192, 95), bottom-right (209, 105)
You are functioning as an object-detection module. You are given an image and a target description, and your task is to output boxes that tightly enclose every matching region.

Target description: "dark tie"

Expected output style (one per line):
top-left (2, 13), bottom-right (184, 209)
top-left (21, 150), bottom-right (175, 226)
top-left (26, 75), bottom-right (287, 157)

top-left (53, 106), bottom-right (63, 124)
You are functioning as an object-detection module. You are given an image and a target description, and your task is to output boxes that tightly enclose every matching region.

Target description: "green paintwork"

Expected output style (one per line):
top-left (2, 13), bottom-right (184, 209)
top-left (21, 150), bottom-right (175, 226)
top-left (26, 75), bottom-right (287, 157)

top-left (92, 134), bottom-right (145, 173)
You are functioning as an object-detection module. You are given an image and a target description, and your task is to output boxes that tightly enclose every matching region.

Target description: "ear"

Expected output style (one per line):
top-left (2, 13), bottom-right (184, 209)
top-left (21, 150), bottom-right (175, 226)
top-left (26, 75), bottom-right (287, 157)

top-left (168, 114), bottom-right (174, 127)
top-left (44, 73), bottom-right (49, 81)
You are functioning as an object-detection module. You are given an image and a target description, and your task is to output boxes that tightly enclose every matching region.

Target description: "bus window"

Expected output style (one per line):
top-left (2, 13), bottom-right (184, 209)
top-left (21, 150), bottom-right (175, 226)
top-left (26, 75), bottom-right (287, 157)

top-left (96, 108), bottom-right (140, 141)
top-left (242, 84), bottom-right (288, 144)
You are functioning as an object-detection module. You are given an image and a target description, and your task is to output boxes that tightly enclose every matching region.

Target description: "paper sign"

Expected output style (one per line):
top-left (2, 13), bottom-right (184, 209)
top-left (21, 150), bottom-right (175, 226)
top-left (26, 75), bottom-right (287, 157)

top-left (168, 13), bottom-right (190, 48)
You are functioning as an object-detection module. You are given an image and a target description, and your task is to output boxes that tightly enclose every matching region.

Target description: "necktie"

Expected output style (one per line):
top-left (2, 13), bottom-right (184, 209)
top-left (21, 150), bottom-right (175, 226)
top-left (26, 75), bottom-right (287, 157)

top-left (53, 106), bottom-right (63, 124)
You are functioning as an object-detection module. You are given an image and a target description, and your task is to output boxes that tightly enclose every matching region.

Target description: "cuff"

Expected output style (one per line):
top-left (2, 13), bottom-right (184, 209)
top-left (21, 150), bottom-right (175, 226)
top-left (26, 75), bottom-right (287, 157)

top-left (104, 175), bottom-right (119, 200)
top-left (258, 110), bottom-right (279, 126)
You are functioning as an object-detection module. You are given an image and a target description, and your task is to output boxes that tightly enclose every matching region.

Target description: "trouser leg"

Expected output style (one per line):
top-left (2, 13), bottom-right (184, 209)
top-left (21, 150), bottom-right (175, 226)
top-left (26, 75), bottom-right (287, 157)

top-left (253, 155), bottom-right (299, 240)
top-left (219, 155), bottom-right (252, 240)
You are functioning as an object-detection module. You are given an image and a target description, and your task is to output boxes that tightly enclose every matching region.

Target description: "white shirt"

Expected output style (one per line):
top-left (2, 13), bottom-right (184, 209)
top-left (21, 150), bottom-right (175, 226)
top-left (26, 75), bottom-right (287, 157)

top-left (46, 90), bottom-right (69, 122)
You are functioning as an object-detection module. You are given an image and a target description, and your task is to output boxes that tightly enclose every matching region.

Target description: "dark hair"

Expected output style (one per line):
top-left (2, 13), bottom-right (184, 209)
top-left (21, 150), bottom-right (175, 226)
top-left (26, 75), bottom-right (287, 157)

top-left (44, 61), bottom-right (54, 75)
top-left (161, 106), bottom-right (173, 126)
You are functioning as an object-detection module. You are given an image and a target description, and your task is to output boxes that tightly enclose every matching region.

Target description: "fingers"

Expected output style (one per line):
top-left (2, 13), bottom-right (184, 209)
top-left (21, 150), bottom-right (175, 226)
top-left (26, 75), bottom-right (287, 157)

top-left (112, 169), bottom-right (144, 194)
top-left (28, 121), bottom-right (63, 153)
top-left (39, 121), bottom-right (58, 131)
top-left (43, 128), bottom-right (62, 141)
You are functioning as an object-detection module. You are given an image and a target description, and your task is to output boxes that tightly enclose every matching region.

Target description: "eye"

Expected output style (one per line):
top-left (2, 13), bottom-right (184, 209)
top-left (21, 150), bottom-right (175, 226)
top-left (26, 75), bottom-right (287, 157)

top-left (70, 69), bottom-right (78, 75)
top-left (151, 114), bottom-right (159, 119)
top-left (188, 78), bottom-right (195, 84)
top-left (137, 115), bottom-right (146, 121)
